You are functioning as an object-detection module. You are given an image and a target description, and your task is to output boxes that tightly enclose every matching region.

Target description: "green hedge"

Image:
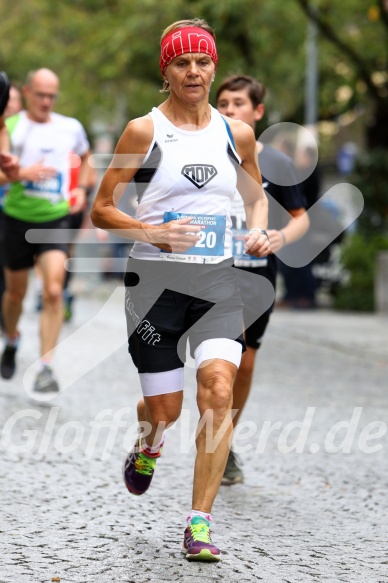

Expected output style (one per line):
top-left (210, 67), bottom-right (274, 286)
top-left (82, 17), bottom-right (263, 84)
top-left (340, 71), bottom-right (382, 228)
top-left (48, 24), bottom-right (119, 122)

top-left (334, 233), bottom-right (388, 311)
top-left (333, 148), bottom-right (388, 311)
top-left (351, 148), bottom-right (388, 235)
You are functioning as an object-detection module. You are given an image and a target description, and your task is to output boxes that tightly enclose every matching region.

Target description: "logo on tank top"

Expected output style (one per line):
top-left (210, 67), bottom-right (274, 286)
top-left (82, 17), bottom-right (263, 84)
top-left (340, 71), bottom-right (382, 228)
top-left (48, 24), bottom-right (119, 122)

top-left (165, 133), bottom-right (178, 143)
top-left (181, 164), bottom-right (218, 189)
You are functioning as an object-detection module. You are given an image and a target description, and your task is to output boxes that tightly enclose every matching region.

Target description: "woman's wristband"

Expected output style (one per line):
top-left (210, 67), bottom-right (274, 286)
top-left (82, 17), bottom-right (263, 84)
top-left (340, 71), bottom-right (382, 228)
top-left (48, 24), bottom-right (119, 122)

top-left (280, 230), bottom-right (286, 245)
top-left (248, 228), bottom-right (269, 240)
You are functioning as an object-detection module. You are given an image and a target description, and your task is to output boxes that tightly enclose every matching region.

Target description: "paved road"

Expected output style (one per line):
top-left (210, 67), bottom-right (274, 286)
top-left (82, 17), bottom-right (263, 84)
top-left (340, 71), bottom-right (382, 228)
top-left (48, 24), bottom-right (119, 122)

top-left (1, 279), bottom-right (387, 582)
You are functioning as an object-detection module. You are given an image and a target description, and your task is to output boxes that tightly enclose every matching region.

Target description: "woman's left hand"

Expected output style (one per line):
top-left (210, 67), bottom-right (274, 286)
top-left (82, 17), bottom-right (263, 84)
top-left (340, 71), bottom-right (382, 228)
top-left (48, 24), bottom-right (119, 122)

top-left (244, 230), bottom-right (271, 257)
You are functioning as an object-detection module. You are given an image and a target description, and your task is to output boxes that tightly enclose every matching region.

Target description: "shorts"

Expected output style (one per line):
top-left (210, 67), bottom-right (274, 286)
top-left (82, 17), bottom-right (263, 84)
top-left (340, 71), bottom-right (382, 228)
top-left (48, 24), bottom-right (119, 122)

top-left (0, 209), bottom-right (4, 266)
top-left (233, 261), bottom-right (276, 350)
top-left (244, 311), bottom-right (271, 350)
top-left (67, 210), bottom-right (84, 234)
top-left (124, 257), bottom-right (245, 374)
top-left (3, 214), bottom-right (70, 271)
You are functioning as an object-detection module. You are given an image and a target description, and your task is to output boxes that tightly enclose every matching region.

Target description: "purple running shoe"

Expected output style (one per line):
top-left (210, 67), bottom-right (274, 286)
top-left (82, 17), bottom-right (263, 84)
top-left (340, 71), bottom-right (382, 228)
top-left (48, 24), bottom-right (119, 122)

top-left (183, 516), bottom-right (221, 561)
top-left (123, 437), bottom-right (162, 496)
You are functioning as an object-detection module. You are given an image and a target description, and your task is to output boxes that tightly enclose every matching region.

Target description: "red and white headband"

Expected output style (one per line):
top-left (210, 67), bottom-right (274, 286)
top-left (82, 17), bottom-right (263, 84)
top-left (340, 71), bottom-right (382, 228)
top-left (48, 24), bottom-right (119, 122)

top-left (160, 26), bottom-right (218, 74)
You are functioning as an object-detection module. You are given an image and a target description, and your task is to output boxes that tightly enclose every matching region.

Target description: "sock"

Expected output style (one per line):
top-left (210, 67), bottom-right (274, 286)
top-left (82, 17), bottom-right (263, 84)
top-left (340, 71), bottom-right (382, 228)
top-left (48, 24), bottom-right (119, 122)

top-left (39, 359), bottom-right (52, 370)
top-left (187, 510), bottom-right (212, 526)
top-left (35, 276), bottom-right (43, 293)
top-left (5, 333), bottom-right (20, 348)
top-left (140, 433), bottom-right (165, 457)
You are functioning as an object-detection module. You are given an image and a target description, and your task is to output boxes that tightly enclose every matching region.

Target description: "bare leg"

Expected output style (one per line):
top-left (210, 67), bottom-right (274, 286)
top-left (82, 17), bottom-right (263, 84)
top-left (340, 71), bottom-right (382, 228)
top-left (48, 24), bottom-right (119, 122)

top-left (2, 267), bottom-right (29, 337)
top-left (137, 391), bottom-right (184, 447)
top-left (231, 346), bottom-right (257, 428)
top-left (36, 250), bottom-right (66, 360)
top-left (192, 359), bottom-right (237, 513)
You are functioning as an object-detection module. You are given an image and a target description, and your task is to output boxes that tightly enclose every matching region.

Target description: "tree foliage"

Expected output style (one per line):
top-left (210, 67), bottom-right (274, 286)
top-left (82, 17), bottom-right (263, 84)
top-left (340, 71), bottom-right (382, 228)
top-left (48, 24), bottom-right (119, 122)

top-left (296, 0), bottom-right (388, 147)
top-left (0, 0), bottom-right (386, 146)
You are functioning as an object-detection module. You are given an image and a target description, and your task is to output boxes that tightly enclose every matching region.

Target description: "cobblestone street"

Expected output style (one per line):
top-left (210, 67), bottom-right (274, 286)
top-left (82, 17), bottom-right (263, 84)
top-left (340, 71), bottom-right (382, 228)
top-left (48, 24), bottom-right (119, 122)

top-left (1, 280), bottom-right (387, 582)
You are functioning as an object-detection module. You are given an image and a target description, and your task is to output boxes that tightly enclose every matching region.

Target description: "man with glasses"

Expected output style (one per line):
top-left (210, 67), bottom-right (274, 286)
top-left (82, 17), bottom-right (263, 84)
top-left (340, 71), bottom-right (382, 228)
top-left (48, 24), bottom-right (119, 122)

top-left (0, 68), bottom-right (90, 393)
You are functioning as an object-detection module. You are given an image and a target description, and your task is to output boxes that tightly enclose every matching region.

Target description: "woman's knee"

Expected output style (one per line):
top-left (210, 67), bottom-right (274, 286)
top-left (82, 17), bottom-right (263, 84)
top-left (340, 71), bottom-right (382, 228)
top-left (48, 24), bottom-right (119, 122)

top-left (197, 366), bottom-right (235, 413)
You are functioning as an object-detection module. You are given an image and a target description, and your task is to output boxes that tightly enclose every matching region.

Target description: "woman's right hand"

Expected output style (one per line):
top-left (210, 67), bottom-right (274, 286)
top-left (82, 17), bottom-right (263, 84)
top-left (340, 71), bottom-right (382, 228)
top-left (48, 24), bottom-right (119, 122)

top-left (150, 216), bottom-right (203, 253)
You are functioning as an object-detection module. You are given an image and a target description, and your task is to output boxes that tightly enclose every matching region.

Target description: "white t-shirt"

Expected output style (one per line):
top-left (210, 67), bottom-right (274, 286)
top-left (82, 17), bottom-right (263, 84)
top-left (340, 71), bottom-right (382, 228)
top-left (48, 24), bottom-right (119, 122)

top-left (5, 110), bottom-right (89, 222)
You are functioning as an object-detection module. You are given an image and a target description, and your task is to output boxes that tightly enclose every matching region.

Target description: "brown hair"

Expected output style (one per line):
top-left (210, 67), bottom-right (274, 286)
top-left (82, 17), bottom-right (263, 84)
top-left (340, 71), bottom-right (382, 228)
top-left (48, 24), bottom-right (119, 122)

top-left (216, 74), bottom-right (266, 107)
top-left (160, 18), bottom-right (216, 93)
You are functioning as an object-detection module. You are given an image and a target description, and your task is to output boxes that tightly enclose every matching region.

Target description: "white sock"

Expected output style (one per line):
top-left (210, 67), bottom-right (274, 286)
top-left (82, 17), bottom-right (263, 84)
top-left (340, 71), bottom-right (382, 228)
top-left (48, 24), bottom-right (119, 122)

top-left (141, 433), bottom-right (165, 456)
top-left (187, 510), bottom-right (212, 526)
top-left (5, 333), bottom-right (20, 348)
top-left (34, 274), bottom-right (43, 292)
top-left (39, 359), bottom-right (52, 370)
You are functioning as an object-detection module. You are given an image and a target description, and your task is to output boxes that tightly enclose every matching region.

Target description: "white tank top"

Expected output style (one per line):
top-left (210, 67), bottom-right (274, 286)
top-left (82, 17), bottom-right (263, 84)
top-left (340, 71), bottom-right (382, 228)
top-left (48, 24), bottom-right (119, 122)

top-left (130, 106), bottom-right (241, 263)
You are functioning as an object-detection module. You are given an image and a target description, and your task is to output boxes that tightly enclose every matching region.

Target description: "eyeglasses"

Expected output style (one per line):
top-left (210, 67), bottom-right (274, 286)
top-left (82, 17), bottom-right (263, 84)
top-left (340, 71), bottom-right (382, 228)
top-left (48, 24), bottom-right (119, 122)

top-left (30, 91), bottom-right (57, 101)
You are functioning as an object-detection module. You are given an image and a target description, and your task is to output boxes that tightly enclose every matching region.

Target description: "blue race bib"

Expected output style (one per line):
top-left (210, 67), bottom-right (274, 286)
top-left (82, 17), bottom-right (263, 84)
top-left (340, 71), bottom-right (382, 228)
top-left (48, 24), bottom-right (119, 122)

top-left (25, 172), bottom-right (63, 203)
top-left (232, 228), bottom-right (268, 268)
top-left (161, 211), bottom-right (226, 263)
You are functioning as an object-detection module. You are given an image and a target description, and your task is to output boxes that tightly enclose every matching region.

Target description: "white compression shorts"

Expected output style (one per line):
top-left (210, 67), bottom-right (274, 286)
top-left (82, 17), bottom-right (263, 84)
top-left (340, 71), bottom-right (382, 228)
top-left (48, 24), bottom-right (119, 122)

top-left (138, 338), bottom-right (242, 397)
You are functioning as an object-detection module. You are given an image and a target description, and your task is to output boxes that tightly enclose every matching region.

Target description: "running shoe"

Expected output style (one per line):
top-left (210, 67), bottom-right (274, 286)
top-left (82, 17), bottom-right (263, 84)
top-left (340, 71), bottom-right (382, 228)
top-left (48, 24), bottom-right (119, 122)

top-left (221, 450), bottom-right (244, 485)
top-left (183, 516), bottom-right (221, 561)
top-left (33, 366), bottom-right (60, 394)
top-left (63, 291), bottom-right (74, 322)
top-left (123, 437), bottom-right (162, 496)
top-left (1, 344), bottom-right (17, 379)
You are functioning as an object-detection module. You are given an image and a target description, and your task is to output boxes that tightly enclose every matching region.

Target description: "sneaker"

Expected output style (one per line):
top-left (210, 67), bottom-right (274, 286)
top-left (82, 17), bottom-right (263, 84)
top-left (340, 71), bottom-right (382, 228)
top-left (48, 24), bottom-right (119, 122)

top-left (221, 450), bottom-right (244, 485)
top-left (183, 516), bottom-right (221, 561)
top-left (33, 366), bottom-right (60, 394)
top-left (123, 437), bottom-right (162, 496)
top-left (0, 344), bottom-right (17, 379)
top-left (63, 292), bottom-right (74, 322)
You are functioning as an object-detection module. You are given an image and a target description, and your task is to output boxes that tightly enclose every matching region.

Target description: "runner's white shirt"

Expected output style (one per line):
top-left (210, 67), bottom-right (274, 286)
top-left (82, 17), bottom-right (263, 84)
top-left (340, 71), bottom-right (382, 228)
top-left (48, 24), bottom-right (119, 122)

top-left (5, 110), bottom-right (89, 222)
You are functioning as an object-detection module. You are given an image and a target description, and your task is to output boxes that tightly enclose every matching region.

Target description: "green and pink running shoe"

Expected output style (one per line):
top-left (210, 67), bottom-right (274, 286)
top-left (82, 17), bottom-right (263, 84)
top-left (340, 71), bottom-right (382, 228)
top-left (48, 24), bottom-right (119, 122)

top-left (123, 437), bottom-right (162, 496)
top-left (183, 516), bottom-right (221, 561)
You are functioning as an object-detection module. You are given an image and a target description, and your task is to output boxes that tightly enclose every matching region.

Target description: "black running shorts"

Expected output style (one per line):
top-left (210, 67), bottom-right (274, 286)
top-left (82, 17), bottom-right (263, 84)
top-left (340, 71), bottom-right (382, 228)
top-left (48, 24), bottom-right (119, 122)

top-left (3, 214), bottom-right (70, 270)
top-left (124, 257), bottom-right (245, 374)
top-left (233, 263), bottom-right (276, 350)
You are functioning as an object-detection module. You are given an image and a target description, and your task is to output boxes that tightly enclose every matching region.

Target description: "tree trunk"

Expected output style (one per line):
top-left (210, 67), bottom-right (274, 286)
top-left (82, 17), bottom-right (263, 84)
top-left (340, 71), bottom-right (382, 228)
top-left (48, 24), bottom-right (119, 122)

top-left (367, 101), bottom-right (388, 149)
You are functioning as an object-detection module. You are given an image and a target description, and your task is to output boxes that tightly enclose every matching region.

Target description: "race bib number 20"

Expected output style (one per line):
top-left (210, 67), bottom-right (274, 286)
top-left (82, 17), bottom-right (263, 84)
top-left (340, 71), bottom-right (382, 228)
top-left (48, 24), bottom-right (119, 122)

top-left (161, 211), bottom-right (226, 263)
